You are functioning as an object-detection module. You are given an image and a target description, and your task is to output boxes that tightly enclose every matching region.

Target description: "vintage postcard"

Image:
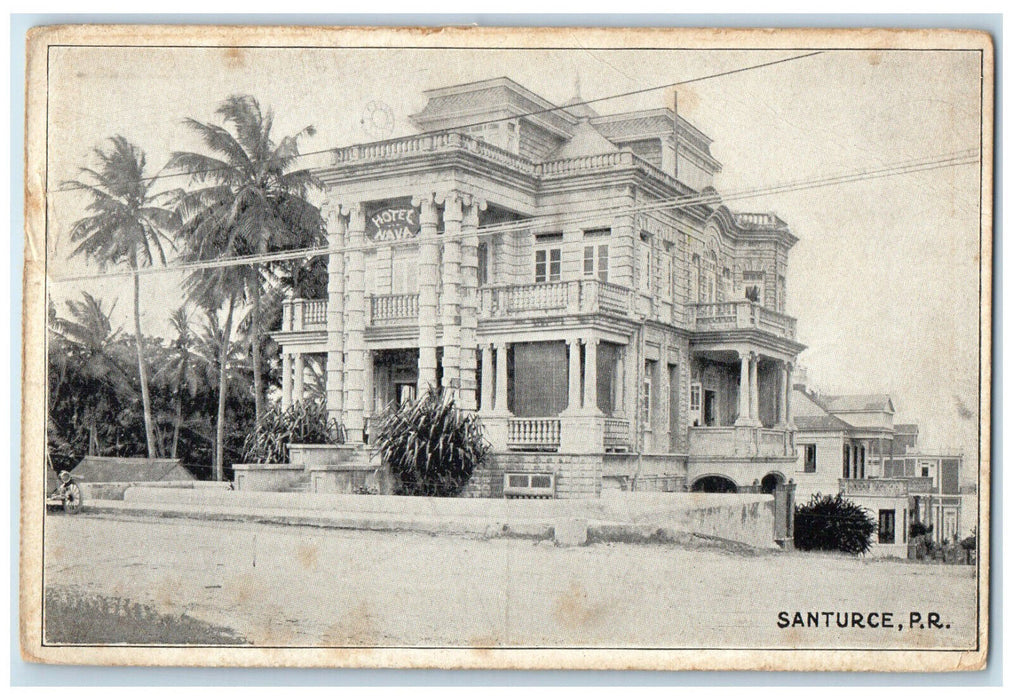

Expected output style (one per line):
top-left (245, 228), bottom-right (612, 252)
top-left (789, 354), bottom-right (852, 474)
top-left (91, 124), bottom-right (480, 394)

top-left (21, 25), bottom-right (992, 670)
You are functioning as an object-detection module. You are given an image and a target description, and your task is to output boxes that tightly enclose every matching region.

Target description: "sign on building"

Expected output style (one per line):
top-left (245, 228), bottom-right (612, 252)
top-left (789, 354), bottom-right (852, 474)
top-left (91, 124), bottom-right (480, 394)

top-left (366, 202), bottom-right (421, 241)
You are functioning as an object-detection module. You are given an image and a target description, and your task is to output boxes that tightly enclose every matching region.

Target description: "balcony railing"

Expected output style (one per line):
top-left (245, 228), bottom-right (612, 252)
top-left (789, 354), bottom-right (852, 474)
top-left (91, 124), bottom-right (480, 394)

top-left (688, 425), bottom-right (794, 459)
top-left (480, 279), bottom-right (634, 319)
top-left (839, 478), bottom-right (910, 499)
top-left (603, 417), bottom-right (631, 452)
top-left (331, 132), bottom-right (537, 176)
top-left (282, 299), bottom-right (327, 332)
top-left (507, 418), bottom-right (561, 452)
top-left (691, 301), bottom-right (797, 340)
top-left (369, 293), bottom-right (419, 325)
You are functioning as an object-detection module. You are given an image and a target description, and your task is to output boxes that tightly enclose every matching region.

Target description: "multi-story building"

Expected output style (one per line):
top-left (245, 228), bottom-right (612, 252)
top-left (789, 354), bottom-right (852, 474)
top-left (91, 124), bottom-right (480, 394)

top-left (272, 77), bottom-right (805, 498)
top-left (792, 383), bottom-right (968, 553)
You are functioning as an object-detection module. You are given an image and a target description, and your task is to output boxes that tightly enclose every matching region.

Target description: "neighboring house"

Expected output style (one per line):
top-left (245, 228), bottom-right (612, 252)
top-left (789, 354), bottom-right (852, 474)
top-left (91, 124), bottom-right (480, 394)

top-left (791, 386), bottom-right (910, 556)
top-left (272, 76), bottom-right (806, 498)
top-left (871, 448), bottom-right (967, 544)
top-left (793, 385), bottom-right (969, 554)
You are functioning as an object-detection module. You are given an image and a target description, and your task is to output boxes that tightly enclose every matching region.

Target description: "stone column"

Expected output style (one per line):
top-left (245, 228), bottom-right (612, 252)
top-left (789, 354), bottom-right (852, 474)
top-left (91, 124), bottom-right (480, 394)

top-left (735, 351), bottom-right (751, 426)
top-left (584, 336), bottom-right (600, 414)
top-left (615, 345), bottom-right (625, 416)
top-left (479, 343), bottom-right (494, 413)
top-left (323, 201), bottom-right (346, 426)
top-left (565, 338), bottom-right (582, 413)
top-left (749, 352), bottom-right (760, 423)
top-left (494, 342), bottom-right (510, 414)
top-left (459, 196), bottom-right (485, 411)
top-left (281, 353), bottom-right (293, 410)
top-left (439, 192), bottom-right (463, 394)
top-left (293, 353), bottom-right (305, 405)
top-left (415, 193), bottom-right (439, 395)
top-left (785, 362), bottom-right (793, 425)
top-left (343, 203), bottom-right (367, 443)
top-left (363, 350), bottom-right (374, 439)
top-left (778, 361), bottom-right (789, 425)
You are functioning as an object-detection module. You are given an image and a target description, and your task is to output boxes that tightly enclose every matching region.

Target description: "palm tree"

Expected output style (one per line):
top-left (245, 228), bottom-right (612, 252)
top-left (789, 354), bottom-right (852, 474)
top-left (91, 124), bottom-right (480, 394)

top-left (49, 292), bottom-right (134, 456)
top-left (153, 306), bottom-right (201, 459)
top-left (189, 304), bottom-right (247, 479)
top-left (167, 95), bottom-right (325, 426)
top-left (63, 136), bottom-right (179, 458)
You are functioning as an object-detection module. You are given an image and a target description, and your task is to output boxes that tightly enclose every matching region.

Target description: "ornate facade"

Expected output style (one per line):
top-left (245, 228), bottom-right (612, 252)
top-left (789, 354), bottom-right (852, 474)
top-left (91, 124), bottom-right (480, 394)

top-left (272, 77), bottom-right (806, 497)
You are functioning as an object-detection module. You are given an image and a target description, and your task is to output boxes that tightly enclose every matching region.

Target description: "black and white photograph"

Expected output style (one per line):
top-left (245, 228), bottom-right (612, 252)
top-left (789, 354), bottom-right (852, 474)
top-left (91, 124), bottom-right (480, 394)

top-left (20, 25), bottom-right (993, 671)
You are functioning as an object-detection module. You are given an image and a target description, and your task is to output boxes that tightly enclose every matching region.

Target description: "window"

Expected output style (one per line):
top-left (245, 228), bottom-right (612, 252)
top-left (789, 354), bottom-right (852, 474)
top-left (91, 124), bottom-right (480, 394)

top-left (391, 246), bottom-right (418, 295)
top-left (639, 235), bottom-right (652, 293)
top-left (534, 247), bottom-right (561, 283)
top-left (661, 253), bottom-right (673, 301)
top-left (843, 443), bottom-right (851, 479)
top-left (477, 241), bottom-right (489, 286)
top-left (689, 383), bottom-right (701, 426)
top-left (743, 270), bottom-right (764, 303)
top-left (583, 244), bottom-right (609, 282)
top-left (803, 444), bottom-right (817, 473)
top-left (878, 510), bottom-right (896, 544)
top-left (642, 361), bottom-right (655, 427)
top-left (921, 466), bottom-right (930, 478)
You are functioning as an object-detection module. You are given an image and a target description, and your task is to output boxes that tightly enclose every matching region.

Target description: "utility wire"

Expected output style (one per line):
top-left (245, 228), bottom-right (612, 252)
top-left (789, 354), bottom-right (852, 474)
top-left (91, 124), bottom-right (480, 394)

top-left (50, 149), bottom-right (979, 283)
top-left (49, 51), bottom-right (825, 196)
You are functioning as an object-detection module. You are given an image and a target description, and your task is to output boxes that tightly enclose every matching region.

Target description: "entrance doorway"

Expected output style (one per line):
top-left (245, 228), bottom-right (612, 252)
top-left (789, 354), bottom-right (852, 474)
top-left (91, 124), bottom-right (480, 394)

top-left (761, 472), bottom-right (784, 495)
top-left (703, 389), bottom-right (718, 426)
top-left (396, 382), bottom-right (417, 406)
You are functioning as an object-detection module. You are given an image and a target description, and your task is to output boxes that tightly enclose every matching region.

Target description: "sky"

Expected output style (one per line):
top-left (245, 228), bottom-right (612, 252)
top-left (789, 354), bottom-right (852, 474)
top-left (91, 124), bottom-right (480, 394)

top-left (43, 43), bottom-right (986, 476)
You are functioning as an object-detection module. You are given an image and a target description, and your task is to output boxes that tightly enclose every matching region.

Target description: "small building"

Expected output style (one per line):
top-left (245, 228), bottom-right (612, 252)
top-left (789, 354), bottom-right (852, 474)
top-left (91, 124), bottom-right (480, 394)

top-left (792, 386), bottom-right (968, 554)
top-left (872, 449), bottom-right (966, 544)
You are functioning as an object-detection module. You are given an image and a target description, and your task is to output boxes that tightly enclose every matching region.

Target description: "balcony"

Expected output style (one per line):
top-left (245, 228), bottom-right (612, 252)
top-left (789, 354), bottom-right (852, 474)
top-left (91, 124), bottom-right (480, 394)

top-left (281, 298), bottom-right (327, 332)
top-left (480, 279), bottom-right (634, 320)
top-left (692, 301), bottom-right (797, 340)
top-left (688, 425), bottom-right (794, 459)
top-left (369, 293), bottom-right (419, 325)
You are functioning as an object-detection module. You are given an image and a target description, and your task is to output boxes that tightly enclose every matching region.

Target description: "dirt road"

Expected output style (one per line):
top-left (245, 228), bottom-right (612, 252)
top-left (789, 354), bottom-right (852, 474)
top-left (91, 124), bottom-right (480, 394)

top-left (41, 513), bottom-right (978, 649)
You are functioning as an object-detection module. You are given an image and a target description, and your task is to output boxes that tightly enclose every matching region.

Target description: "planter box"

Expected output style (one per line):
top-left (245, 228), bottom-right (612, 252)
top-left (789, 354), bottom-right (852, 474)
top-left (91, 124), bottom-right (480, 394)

top-left (288, 443), bottom-right (373, 468)
top-left (232, 463), bottom-right (304, 492)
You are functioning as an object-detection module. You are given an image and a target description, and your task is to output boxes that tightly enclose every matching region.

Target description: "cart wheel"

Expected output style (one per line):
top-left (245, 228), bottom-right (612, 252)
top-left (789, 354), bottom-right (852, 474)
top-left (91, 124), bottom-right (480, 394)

top-left (63, 482), bottom-right (83, 514)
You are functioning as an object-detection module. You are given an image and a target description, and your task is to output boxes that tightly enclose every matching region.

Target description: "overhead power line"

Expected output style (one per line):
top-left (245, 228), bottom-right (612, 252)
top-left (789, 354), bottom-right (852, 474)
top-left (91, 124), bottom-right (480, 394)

top-left (49, 51), bottom-right (824, 196)
top-left (50, 148), bottom-right (979, 284)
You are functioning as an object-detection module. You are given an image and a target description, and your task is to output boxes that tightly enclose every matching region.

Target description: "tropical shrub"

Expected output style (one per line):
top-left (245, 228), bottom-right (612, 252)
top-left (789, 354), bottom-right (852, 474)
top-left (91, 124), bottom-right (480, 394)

top-left (794, 493), bottom-right (876, 555)
top-left (909, 520), bottom-right (933, 539)
top-left (241, 400), bottom-right (344, 464)
top-left (372, 388), bottom-right (489, 497)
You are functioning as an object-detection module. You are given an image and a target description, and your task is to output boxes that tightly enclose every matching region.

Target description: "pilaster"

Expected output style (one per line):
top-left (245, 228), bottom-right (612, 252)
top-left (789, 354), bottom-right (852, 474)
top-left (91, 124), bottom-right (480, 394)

top-left (438, 192), bottom-right (463, 394)
top-left (343, 202), bottom-right (367, 443)
top-left (459, 195), bottom-right (486, 411)
top-left (281, 353), bottom-right (293, 410)
top-left (323, 201), bottom-right (346, 426)
top-left (293, 353), bottom-right (305, 405)
top-left (414, 193), bottom-right (439, 395)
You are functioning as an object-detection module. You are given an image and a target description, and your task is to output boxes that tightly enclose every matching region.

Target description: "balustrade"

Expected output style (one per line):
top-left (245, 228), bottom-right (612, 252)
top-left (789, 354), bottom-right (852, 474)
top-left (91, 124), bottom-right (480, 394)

top-left (369, 293), bottom-right (420, 324)
top-left (507, 418), bottom-right (561, 451)
top-left (282, 298), bottom-right (327, 331)
top-left (691, 300), bottom-right (797, 340)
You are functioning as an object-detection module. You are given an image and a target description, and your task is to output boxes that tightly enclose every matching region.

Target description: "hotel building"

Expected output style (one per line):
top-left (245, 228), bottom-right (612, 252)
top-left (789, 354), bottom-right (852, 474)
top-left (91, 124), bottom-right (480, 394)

top-left (272, 77), bottom-right (805, 498)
